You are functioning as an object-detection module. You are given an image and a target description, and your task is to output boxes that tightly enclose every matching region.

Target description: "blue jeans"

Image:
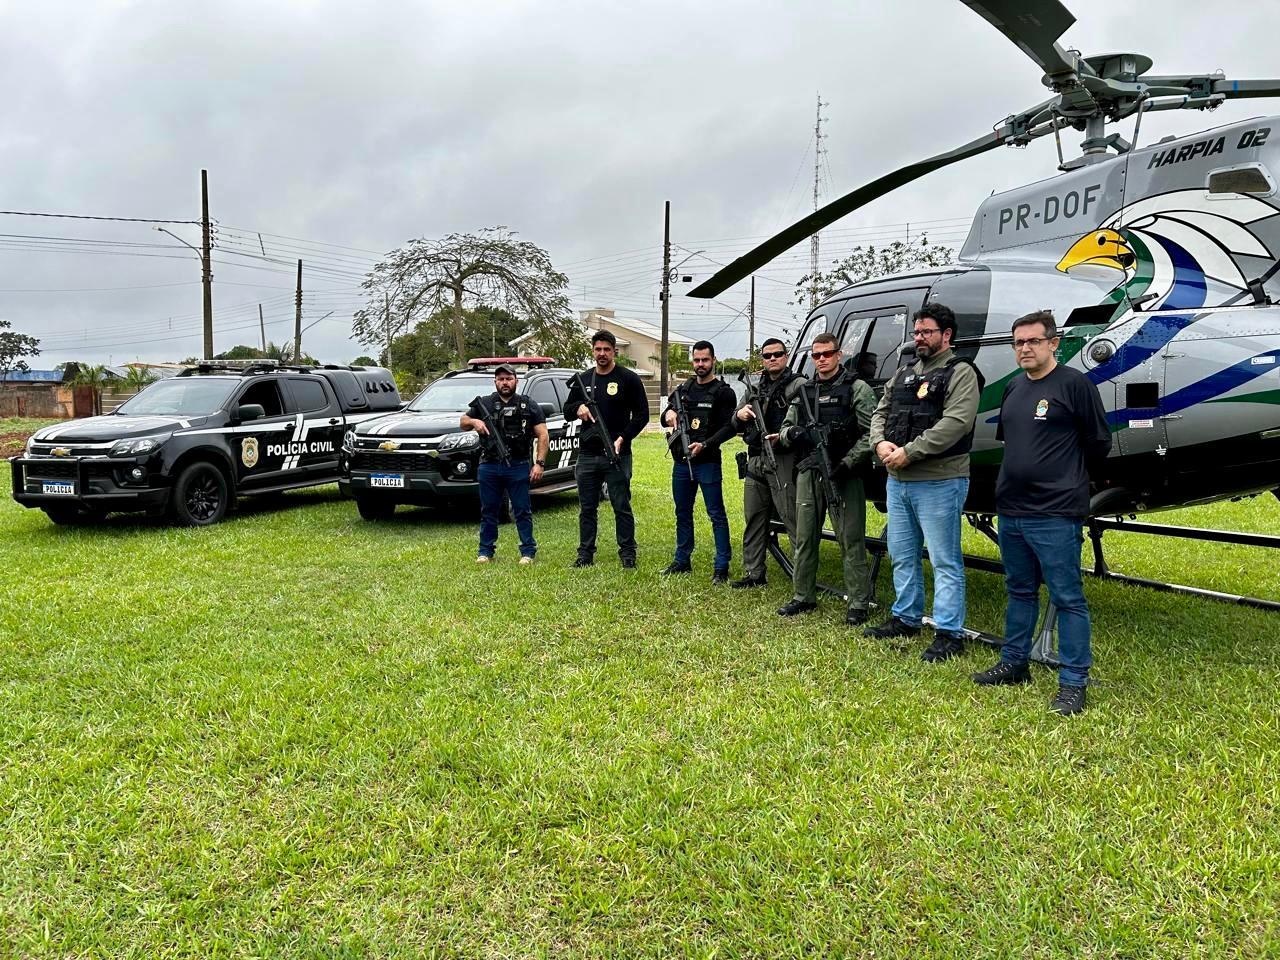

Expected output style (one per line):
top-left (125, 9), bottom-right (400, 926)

top-left (885, 476), bottom-right (968, 633)
top-left (997, 515), bottom-right (1092, 686)
top-left (478, 461), bottom-right (535, 558)
top-left (672, 459), bottom-right (731, 571)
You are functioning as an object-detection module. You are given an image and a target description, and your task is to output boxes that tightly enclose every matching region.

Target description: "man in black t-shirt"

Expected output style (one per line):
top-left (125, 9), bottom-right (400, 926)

top-left (460, 364), bottom-right (549, 564)
top-left (973, 311), bottom-right (1111, 715)
top-left (562, 329), bottom-right (651, 568)
top-left (660, 340), bottom-right (738, 582)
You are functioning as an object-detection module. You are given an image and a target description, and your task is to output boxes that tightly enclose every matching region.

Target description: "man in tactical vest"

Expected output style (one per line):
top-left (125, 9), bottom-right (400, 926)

top-left (460, 363), bottom-right (550, 564)
top-left (773, 331), bottom-right (877, 623)
top-left (660, 340), bottom-right (739, 582)
top-left (866, 302), bottom-right (982, 661)
top-left (730, 337), bottom-right (808, 589)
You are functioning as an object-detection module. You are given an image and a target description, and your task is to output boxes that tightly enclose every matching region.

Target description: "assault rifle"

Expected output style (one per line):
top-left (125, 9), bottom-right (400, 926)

top-left (473, 395), bottom-right (512, 466)
top-left (738, 371), bottom-right (783, 486)
top-left (667, 383), bottom-right (696, 480)
top-left (570, 372), bottom-right (621, 468)
top-left (796, 383), bottom-right (843, 521)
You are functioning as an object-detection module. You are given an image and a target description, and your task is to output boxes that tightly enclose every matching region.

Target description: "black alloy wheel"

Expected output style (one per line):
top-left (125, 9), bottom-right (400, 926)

top-left (170, 462), bottom-right (229, 526)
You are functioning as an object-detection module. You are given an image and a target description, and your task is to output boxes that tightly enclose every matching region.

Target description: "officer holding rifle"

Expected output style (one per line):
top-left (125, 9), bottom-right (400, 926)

top-left (460, 363), bottom-right (549, 565)
top-left (772, 332), bottom-right (876, 624)
top-left (731, 337), bottom-right (807, 589)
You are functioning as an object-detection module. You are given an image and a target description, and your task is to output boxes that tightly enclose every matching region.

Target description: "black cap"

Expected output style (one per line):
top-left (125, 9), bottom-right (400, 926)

top-left (493, 363), bottom-right (517, 376)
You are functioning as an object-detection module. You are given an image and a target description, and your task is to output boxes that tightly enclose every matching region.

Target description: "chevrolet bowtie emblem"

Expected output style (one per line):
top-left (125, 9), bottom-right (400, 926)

top-left (378, 440), bottom-right (400, 451)
top-left (51, 447), bottom-right (71, 457)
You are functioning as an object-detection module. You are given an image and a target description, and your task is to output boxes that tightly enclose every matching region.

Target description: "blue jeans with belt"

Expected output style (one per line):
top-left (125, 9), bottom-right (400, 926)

top-left (997, 514), bottom-right (1092, 687)
top-left (885, 475), bottom-right (968, 633)
top-left (478, 460), bottom-right (535, 558)
top-left (672, 459), bottom-right (731, 571)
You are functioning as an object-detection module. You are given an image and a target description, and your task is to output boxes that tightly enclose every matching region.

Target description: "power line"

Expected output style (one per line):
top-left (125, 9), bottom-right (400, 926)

top-left (0, 210), bottom-right (201, 224)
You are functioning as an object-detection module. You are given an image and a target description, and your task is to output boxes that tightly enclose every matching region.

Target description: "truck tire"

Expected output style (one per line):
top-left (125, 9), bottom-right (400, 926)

top-left (42, 505), bottom-right (105, 526)
top-left (169, 461), bottom-right (229, 526)
top-left (356, 496), bottom-right (396, 521)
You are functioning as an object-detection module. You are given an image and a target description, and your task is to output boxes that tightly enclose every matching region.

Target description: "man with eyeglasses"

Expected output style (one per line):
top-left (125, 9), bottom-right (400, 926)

top-left (730, 337), bottom-right (807, 589)
top-left (660, 340), bottom-right (738, 582)
top-left (773, 332), bottom-right (876, 623)
top-left (867, 302), bottom-right (982, 661)
top-left (972, 310), bottom-right (1110, 715)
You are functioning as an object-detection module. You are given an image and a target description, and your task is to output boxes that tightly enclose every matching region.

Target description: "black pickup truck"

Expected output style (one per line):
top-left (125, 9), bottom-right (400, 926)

top-left (340, 357), bottom-right (581, 520)
top-left (11, 362), bottom-right (400, 526)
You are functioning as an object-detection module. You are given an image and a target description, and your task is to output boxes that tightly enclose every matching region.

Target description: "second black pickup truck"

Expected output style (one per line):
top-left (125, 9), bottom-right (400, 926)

top-left (11, 361), bottom-right (400, 526)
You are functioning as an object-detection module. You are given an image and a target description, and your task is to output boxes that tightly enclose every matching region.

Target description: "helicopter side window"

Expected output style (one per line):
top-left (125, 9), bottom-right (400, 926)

top-left (836, 307), bottom-right (908, 386)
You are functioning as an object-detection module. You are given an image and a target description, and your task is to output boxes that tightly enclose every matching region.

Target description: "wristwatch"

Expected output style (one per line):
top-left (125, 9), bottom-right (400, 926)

top-left (535, 458), bottom-right (546, 466)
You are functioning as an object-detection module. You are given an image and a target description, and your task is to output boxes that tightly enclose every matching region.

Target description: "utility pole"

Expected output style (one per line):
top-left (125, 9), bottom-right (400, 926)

top-left (258, 304), bottom-right (266, 353)
top-left (809, 94), bottom-right (827, 310)
top-left (294, 260), bottom-right (303, 362)
top-left (384, 292), bottom-right (392, 367)
top-left (748, 276), bottom-right (756, 368)
top-left (201, 169), bottom-right (213, 359)
top-left (660, 200), bottom-right (671, 397)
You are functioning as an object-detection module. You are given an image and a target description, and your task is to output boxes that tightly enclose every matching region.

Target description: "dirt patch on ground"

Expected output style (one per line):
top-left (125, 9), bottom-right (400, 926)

top-left (0, 432), bottom-right (31, 456)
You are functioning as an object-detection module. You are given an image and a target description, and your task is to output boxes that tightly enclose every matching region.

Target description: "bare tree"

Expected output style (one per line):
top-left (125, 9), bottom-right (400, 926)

top-left (352, 227), bottom-right (585, 365)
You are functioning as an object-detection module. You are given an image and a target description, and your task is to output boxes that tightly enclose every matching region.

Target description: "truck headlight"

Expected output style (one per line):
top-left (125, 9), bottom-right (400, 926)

top-left (110, 435), bottom-right (168, 457)
top-left (438, 431), bottom-right (479, 452)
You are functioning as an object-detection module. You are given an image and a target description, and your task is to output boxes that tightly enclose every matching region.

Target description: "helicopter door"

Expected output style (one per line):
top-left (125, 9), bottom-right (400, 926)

top-left (1109, 358), bottom-right (1170, 458)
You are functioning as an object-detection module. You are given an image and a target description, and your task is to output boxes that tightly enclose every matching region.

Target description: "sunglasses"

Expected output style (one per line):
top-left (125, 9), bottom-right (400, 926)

top-left (810, 348), bottom-right (839, 360)
top-left (760, 350), bottom-right (786, 360)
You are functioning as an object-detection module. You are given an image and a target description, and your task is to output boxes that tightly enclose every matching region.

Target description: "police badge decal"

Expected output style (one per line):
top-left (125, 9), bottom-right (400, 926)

top-left (241, 436), bottom-right (259, 468)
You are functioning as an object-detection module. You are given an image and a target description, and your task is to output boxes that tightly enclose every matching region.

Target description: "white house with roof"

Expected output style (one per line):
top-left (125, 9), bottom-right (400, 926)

top-left (508, 308), bottom-right (694, 378)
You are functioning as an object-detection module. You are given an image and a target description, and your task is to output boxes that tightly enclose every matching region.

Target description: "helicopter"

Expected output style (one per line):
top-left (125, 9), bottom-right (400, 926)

top-left (689, 0), bottom-right (1280, 617)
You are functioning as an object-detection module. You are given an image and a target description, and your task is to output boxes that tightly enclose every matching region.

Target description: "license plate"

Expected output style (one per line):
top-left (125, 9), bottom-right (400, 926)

top-left (369, 473), bottom-right (404, 488)
top-left (42, 481), bottom-right (76, 496)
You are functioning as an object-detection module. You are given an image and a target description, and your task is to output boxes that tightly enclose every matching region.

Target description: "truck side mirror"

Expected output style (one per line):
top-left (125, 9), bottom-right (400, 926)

top-left (236, 403), bottom-right (266, 422)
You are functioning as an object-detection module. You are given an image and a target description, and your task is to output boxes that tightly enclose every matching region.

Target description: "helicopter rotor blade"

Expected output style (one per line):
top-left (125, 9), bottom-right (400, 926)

top-left (1210, 78), bottom-right (1280, 100)
top-left (688, 127), bottom-right (1012, 300)
top-left (959, 0), bottom-right (1078, 82)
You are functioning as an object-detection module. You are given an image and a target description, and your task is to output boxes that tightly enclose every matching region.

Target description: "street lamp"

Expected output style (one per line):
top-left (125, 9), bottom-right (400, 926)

top-left (155, 226), bottom-right (213, 359)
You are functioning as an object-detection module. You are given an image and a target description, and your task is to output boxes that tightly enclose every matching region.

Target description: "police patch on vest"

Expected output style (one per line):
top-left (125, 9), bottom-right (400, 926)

top-left (916, 381), bottom-right (930, 399)
top-left (607, 381), bottom-right (619, 396)
top-left (241, 437), bottom-right (259, 468)
top-left (1036, 398), bottom-right (1049, 419)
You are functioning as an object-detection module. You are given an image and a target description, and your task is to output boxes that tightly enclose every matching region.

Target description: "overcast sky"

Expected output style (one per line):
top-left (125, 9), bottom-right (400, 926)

top-left (2, 0), bottom-right (1277, 367)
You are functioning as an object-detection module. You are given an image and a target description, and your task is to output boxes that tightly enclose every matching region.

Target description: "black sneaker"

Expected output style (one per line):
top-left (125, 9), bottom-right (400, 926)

top-left (921, 630), bottom-right (966, 663)
top-left (620, 557), bottom-right (637, 569)
top-left (572, 556), bottom-right (594, 568)
top-left (711, 569), bottom-right (729, 584)
top-left (777, 599), bottom-right (817, 617)
top-left (661, 562), bottom-right (692, 575)
top-left (972, 660), bottom-right (1032, 686)
top-left (864, 617), bottom-right (921, 640)
top-left (730, 575), bottom-right (766, 589)
top-left (1050, 684), bottom-right (1087, 715)
top-left (845, 607), bottom-right (869, 626)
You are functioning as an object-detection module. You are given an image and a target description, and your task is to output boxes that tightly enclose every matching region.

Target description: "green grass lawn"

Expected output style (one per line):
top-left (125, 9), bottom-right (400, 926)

top-left (2, 433), bottom-right (1278, 957)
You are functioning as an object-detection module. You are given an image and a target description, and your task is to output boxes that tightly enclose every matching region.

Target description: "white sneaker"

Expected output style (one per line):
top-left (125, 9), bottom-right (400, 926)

top-left (519, 556), bottom-right (534, 565)
top-left (476, 555), bottom-right (491, 564)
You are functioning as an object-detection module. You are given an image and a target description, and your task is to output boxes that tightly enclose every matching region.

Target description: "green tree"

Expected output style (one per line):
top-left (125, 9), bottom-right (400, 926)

top-left (352, 227), bottom-right (585, 366)
top-left (386, 306), bottom-right (531, 378)
top-left (0, 319), bottom-right (41, 383)
top-left (215, 344), bottom-right (266, 360)
top-left (69, 363), bottom-right (109, 415)
top-left (121, 366), bottom-right (157, 394)
top-left (351, 355), bottom-right (378, 367)
top-left (794, 236), bottom-right (956, 307)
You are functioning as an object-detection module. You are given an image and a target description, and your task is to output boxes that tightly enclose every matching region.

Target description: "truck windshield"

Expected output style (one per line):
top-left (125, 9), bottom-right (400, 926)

top-left (115, 378), bottom-right (237, 417)
top-left (408, 377), bottom-right (516, 413)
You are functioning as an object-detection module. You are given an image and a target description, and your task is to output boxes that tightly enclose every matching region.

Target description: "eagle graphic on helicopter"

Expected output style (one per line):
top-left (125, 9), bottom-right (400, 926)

top-left (691, 0), bottom-right (1280, 534)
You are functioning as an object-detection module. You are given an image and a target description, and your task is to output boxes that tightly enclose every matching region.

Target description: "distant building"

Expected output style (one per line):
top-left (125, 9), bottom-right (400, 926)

top-left (508, 308), bottom-right (695, 377)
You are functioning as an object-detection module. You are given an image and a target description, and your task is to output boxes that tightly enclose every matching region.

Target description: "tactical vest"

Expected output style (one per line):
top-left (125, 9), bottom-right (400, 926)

top-left (883, 355), bottom-right (983, 459)
top-left (746, 371), bottom-right (802, 454)
top-left (800, 372), bottom-right (864, 462)
top-left (477, 392), bottom-right (537, 461)
top-left (675, 377), bottom-right (727, 444)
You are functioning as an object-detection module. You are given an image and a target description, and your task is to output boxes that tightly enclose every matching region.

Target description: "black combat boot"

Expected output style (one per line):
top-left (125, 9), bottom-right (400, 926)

top-left (661, 562), bottom-right (692, 575)
top-left (572, 555), bottom-right (594, 568)
top-left (921, 630), bottom-right (966, 663)
top-left (864, 617), bottom-right (921, 640)
top-left (845, 607), bottom-right (869, 626)
top-left (777, 599), bottom-right (817, 617)
top-left (730, 575), bottom-right (766, 589)
top-left (1050, 684), bottom-right (1087, 715)
top-left (711, 569), bottom-right (729, 584)
top-left (972, 660), bottom-right (1032, 686)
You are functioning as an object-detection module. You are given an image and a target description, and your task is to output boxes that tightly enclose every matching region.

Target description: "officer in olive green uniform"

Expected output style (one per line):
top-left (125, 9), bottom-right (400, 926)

top-left (774, 331), bottom-right (877, 624)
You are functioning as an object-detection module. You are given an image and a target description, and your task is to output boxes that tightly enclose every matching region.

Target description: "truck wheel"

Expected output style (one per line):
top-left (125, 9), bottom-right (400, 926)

top-left (170, 462), bottom-right (229, 526)
top-left (42, 505), bottom-right (105, 526)
top-left (356, 496), bottom-right (395, 521)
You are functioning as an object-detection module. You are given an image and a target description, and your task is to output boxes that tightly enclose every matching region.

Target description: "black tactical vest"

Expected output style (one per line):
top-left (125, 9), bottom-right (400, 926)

top-left (746, 371), bottom-right (802, 454)
top-left (883, 355), bottom-right (984, 459)
top-left (476, 392), bottom-right (538, 462)
top-left (675, 377), bottom-right (728, 444)
top-left (800, 371), bottom-right (864, 462)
